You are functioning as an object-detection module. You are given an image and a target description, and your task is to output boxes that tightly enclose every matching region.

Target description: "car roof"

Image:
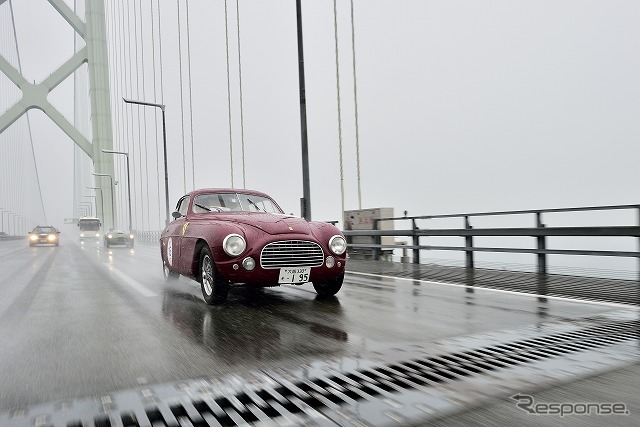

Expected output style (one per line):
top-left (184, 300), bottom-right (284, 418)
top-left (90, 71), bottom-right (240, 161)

top-left (187, 188), bottom-right (273, 198)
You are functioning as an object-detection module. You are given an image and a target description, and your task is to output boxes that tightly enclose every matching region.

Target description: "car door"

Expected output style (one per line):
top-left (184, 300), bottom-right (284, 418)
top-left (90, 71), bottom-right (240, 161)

top-left (164, 195), bottom-right (189, 273)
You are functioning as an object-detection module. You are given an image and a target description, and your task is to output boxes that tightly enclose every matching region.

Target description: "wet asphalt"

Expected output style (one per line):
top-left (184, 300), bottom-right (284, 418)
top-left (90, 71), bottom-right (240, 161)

top-left (0, 238), bottom-right (617, 412)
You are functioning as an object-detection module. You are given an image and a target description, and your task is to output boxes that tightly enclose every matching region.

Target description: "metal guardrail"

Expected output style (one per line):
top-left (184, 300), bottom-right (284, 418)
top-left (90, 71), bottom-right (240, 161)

top-left (136, 230), bottom-right (162, 243)
top-left (0, 235), bottom-right (25, 242)
top-left (342, 204), bottom-right (640, 278)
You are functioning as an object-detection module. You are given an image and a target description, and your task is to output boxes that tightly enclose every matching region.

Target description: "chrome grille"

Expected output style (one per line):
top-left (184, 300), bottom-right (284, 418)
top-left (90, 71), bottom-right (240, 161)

top-left (260, 240), bottom-right (324, 269)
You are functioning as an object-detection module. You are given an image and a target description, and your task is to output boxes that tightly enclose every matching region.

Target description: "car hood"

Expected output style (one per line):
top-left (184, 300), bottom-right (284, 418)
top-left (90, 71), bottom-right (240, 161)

top-left (208, 213), bottom-right (313, 236)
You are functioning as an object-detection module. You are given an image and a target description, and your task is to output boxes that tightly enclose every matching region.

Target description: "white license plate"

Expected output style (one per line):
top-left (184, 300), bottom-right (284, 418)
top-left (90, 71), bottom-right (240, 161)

top-left (278, 267), bottom-right (311, 284)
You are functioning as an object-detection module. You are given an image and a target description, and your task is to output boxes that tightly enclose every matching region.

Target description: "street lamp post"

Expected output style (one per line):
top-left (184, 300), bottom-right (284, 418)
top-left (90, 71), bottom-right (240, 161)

top-left (101, 149), bottom-right (132, 232)
top-left (123, 97), bottom-right (170, 226)
top-left (296, 0), bottom-right (311, 221)
top-left (87, 187), bottom-right (105, 224)
top-left (92, 172), bottom-right (115, 228)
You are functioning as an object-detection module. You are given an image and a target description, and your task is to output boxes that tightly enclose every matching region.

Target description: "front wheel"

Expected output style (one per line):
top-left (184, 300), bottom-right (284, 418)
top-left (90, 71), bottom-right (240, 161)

top-left (312, 273), bottom-right (344, 297)
top-left (199, 246), bottom-right (229, 305)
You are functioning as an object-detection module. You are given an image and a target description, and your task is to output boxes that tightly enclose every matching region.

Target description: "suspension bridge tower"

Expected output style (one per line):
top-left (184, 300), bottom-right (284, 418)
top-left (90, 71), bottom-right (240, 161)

top-left (0, 0), bottom-right (116, 229)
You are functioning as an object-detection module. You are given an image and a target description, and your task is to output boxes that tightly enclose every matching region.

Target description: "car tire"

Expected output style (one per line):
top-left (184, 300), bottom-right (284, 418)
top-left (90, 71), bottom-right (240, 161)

top-left (163, 261), bottom-right (179, 282)
top-left (199, 246), bottom-right (229, 305)
top-left (312, 273), bottom-right (344, 297)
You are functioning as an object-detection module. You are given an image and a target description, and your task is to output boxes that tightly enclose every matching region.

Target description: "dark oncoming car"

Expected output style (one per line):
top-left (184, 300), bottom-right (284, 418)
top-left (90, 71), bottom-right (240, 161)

top-left (160, 188), bottom-right (347, 304)
top-left (29, 225), bottom-right (60, 247)
top-left (104, 230), bottom-right (134, 248)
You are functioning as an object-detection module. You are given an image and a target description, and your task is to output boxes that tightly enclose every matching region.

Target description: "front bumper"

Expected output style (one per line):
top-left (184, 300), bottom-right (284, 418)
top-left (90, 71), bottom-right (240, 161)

top-left (216, 254), bottom-right (346, 286)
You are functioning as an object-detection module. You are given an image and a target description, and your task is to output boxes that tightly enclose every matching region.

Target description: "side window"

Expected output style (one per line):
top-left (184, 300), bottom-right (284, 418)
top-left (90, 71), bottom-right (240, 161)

top-left (176, 196), bottom-right (189, 217)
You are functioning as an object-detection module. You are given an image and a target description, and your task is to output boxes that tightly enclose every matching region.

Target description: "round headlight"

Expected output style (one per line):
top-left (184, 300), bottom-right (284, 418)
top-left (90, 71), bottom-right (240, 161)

top-left (329, 235), bottom-right (347, 255)
top-left (107, 234), bottom-right (113, 239)
top-left (223, 234), bottom-right (246, 257)
top-left (129, 234), bottom-right (134, 239)
top-left (48, 235), bottom-right (56, 241)
top-left (30, 235), bottom-right (38, 241)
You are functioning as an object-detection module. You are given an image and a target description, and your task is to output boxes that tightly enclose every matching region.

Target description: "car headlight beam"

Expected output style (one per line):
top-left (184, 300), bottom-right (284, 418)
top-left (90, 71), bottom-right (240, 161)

top-left (329, 235), bottom-right (347, 255)
top-left (223, 234), bottom-right (246, 257)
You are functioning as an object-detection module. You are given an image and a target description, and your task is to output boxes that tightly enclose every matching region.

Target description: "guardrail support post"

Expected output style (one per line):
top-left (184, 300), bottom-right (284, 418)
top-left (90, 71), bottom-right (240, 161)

top-left (637, 208), bottom-right (640, 306)
top-left (536, 212), bottom-right (548, 300)
top-left (536, 213), bottom-right (547, 275)
top-left (464, 216), bottom-right (474, 269)
top-left (373, 218), bottom-right (380, 261)
top-left (412, 219), bottom-right (420, 264)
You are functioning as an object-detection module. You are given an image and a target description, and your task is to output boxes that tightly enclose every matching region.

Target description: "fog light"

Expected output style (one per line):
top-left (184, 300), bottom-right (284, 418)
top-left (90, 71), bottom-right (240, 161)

top-left (326, 256), bottom-right (335, 268)
top-left (242, 257), bottom-right (256, 271)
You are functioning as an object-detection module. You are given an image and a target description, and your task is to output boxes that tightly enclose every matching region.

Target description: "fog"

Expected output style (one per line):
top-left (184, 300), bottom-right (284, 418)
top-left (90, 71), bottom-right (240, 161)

top-left (2, 0), bottom-right (640, 273)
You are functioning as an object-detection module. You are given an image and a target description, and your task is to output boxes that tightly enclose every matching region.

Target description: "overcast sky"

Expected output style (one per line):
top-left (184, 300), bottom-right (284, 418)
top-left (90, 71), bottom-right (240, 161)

top-left (3, 0), bottom-right (640, 271)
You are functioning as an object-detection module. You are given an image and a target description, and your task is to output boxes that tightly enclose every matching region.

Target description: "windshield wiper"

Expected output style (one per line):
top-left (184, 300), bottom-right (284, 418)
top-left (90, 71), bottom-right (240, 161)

top-left (195, 203), bottom-right (223, 212)
top-left (246, 199), bottom-right (266, 212)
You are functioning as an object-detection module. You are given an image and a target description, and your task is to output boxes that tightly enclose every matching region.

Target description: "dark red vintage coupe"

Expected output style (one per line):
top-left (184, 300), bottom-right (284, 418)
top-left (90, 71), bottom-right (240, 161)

top-left (160, 188), bottom-right (347, 304)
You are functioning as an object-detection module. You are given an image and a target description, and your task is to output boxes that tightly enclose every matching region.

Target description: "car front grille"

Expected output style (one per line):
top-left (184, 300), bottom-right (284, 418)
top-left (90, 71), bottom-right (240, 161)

top-left (260, 240), bottom-right (324, 269)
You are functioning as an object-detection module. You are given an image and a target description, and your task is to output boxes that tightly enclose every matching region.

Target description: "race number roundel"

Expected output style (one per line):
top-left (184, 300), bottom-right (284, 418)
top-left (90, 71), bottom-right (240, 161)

top-left (167, 237), bottom-right (173, 266)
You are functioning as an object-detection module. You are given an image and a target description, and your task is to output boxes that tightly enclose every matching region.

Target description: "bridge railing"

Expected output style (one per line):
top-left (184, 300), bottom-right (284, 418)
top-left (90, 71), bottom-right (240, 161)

top-left (342, 204), bottom-right (640, 277)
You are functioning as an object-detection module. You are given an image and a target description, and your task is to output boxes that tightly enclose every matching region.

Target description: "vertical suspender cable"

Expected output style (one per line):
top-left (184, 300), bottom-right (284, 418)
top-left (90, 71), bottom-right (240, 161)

top-left (124, 0), bottom-right (138, 230)
top-left (156, 0), bottom-right (165, 228)
top-left (224, 0), bottom-right (234, 188)
top-left (151, 0), bottom-right (161, 229)
top-left (333, 0), bottom-right (345, 217)
top-left (133, 0), bottom-right (146, 230)
top-left (350, 0), bottom-right (363, 209)
top-left (138, 0), bottom-right (151, 229)
top-left (236, 0), bottom-right (246, 189)
top-left (185, 0), bottom-right (196, 190)
top-left (118, 0), bottom-right (131, 229)
top-left (9, 0), bottom-right (46, 224)
top-left (176, 0), bottom-right (187, 195)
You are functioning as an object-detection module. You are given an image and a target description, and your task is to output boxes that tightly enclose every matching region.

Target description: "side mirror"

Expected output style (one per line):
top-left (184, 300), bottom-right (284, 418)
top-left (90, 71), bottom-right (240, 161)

top-left (172, 211), bottom-right (182, 220)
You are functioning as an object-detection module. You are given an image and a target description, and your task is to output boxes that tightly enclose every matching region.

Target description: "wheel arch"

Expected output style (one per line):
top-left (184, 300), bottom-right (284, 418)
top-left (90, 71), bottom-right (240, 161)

top-left (192, 238), bottom-right (210, 278)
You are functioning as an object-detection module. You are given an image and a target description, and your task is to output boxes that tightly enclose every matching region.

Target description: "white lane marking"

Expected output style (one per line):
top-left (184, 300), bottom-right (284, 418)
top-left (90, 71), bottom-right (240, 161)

top-left (105, 263), bottom-right (157, 297)
top-left (346, 271), bottom-right (637, 309)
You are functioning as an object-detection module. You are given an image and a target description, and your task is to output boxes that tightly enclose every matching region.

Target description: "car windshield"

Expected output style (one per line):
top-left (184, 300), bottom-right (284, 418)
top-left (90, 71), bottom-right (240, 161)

top-left (33, 226), bottom-right (57, 233)
top-left (193, 192), bottom-right (282, 214)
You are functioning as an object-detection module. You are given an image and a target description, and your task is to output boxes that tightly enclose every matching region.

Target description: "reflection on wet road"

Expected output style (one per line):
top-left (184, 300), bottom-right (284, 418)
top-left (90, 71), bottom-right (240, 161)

top-left (0, 239), bottom-right (617, 411)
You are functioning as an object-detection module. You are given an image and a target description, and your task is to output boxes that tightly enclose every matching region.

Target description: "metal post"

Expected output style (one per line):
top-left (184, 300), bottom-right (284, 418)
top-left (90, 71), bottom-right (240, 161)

top-left (412, 218), bottom-right (420, 264)
top-left (123, 99), bottom-right (169, 227)
top-left (102, 150), bottom-right (132, 232)
top-left (296, 0), bottom-right (311, 221)
top-left (536, 212), bottom-right (547, 275)
top-left (87, 187), bottom-right (104, 225)
top-left (464, 216), bottom-right (474, 269)
top-left (92, 173), bottom-right (114, 225)
top-left (536, 212), bottom-right (548, 300)
top-left (161, 108), bottom-right (170, 226)
top-left (637, 208), bottom-right (640, 306)
top-left (370, 219), bottom-right (379, 260)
